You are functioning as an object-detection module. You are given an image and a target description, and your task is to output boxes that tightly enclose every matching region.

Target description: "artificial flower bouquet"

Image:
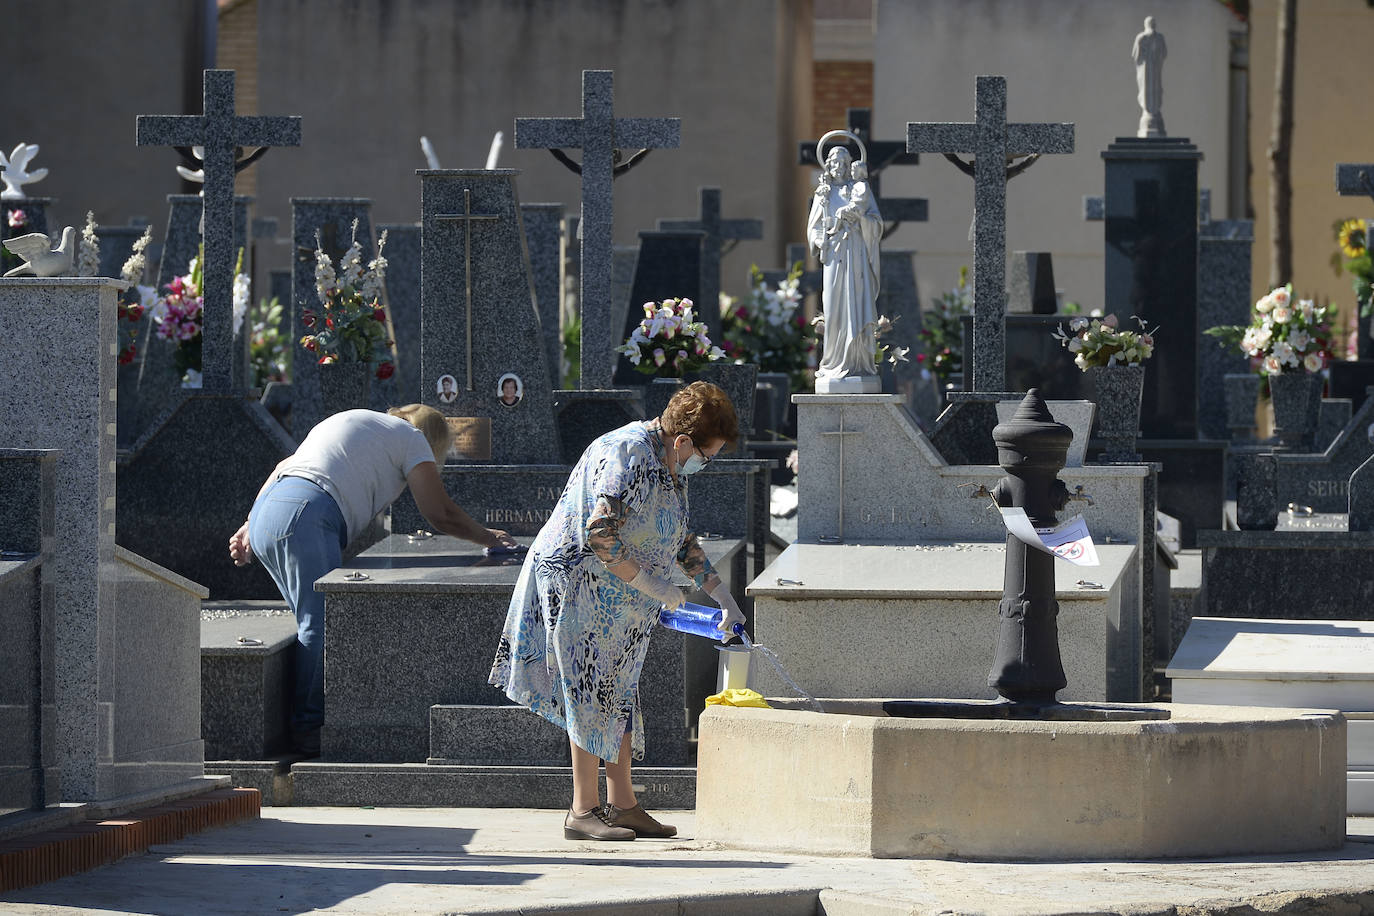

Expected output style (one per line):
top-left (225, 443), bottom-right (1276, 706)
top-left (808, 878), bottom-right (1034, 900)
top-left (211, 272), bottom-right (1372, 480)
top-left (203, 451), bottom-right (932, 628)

top-left (1204, 283), bottom-right (1332, 376)
top-left (1052, 313), bottom-right (1156, 370)
top-left (300, 220), bottom-right (395, 381)
top-left (617, 296), bottom-right (724, 377)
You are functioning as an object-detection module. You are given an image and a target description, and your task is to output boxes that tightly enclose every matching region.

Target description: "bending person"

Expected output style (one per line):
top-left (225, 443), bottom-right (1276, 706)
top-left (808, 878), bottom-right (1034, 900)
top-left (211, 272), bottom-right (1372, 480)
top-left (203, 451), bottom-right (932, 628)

top-left (229, 405), bottom-right (516, 756)
top-left (489, 381), bottom-right (745, 841)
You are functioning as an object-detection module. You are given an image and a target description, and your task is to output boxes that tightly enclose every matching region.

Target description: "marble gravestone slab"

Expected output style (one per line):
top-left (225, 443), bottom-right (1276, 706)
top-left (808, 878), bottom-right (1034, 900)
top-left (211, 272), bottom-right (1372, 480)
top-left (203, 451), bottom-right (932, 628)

top-left (0, 449), bottom-right (59, 818)
top-left (377, 223), bottom-right (421, 405)
top-left (290, 198), bottom-right (377, 440)
top-left (417, 170), bottom-right (560, 464)
top-left (519, 203), bottom-right (564, 391)
top-left (123, 195), bottom-right (251, 450)
top-left (612, 230), bottom-right (705, 386)
top-left (1275, 397), bottom-right (1374, 513)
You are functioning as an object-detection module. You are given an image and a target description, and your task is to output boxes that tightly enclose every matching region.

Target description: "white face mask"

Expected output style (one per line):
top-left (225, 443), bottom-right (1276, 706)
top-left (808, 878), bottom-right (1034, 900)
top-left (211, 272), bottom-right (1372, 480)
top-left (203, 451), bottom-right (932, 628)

top-left (679, 452), bottom-right (708, 476)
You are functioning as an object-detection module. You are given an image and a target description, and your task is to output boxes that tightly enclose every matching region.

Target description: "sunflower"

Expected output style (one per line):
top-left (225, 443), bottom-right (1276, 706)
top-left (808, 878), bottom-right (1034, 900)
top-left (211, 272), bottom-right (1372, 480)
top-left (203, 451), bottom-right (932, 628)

top-left (1338, 219), bottom-right (1366, 259)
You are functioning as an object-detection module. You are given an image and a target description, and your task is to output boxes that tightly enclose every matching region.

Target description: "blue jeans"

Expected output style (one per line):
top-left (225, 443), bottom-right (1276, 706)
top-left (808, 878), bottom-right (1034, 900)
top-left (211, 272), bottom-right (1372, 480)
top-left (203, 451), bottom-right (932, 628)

top-left (249, 476), bottom-right (348, 734)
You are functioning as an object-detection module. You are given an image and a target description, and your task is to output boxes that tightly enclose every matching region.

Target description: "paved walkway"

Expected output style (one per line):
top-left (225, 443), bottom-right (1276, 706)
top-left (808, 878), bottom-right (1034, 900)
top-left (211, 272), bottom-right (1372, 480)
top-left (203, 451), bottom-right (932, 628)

top-left (3, 808), bottom-right (1374, 915)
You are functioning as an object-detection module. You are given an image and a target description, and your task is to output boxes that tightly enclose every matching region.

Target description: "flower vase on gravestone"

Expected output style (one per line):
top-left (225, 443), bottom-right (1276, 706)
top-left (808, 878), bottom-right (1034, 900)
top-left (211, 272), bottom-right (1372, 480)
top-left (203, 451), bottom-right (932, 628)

top-left (319, 362), bottom-right (373, 418)
top-left (1088, 365), bottom-right (1145, 463)
top-left (1268, 371), bottom-right (1323, 451)
top-left (1224, 373), bottom-right (1261, 442)
top-left (644, 377), bottom-right (683, 423)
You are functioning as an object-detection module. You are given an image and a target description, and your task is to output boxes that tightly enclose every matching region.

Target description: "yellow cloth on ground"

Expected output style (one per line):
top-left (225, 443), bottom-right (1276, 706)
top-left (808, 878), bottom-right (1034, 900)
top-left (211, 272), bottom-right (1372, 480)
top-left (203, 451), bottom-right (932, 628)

top-left (704, 688), bottom-right (771, 708)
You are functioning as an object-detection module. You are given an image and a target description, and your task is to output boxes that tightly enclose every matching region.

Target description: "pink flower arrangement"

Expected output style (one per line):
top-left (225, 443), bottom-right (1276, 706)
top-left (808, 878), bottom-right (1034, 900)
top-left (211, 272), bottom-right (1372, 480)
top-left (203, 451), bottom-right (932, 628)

top-left (152, 268), bottom-right (204, 343)
top-left (6, 208), bottom-right (28, 229)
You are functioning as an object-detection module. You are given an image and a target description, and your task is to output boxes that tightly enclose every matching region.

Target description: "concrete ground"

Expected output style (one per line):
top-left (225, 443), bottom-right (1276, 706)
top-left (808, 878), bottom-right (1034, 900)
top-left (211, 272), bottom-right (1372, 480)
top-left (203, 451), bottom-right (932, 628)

top-left (3, 808), bottom-right (1374, 915)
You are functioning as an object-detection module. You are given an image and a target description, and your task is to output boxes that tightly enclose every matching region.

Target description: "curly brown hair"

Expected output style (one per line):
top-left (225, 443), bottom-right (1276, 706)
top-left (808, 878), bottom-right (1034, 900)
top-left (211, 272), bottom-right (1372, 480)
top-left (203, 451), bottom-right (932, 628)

top-left (661, 381), bottom-right (738, 449)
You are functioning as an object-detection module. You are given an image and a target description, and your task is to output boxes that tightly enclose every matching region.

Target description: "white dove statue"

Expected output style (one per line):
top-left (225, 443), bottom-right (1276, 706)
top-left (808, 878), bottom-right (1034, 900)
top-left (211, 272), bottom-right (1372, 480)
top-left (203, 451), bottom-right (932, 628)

top-left (0, 143), bottom-right (49, 200)
top-left (4, 226), bottom-right (76, 277)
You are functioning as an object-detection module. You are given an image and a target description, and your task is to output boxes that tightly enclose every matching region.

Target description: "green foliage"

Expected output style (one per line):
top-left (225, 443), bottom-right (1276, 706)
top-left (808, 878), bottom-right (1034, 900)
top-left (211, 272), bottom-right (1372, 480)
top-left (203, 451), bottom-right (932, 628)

top-left (720, 263), bottom-right (815, 392)
top-left (561, 313), bottom-right (581, 389)
top-left (918, 266), bottom-right (972, 387)
top-left (249, 295), bottom-right (289, 387)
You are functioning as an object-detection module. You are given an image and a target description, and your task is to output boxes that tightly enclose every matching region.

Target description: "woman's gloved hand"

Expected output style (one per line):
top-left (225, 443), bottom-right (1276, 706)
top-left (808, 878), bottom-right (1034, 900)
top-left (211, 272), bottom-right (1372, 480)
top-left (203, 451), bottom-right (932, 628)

top-left (708, 582), bottom-right (746, 642)
top-left (629, 568), bottom-right (684, 610)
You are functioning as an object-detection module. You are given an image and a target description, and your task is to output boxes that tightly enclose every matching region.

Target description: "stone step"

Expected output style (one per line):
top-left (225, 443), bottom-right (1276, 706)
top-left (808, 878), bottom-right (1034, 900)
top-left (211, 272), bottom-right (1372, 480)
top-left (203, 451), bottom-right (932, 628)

top-left (200, 604), bottom-right (296, 761)
top-left (428, 704), bottom-right (571, 766)
top-left (289, 763), bottom-right (696, 809)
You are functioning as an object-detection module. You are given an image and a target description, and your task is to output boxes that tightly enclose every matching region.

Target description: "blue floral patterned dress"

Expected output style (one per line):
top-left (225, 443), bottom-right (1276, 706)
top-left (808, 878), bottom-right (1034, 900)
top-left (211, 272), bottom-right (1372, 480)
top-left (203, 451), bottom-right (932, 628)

top-left (489, 421), bottom-right (715, 761)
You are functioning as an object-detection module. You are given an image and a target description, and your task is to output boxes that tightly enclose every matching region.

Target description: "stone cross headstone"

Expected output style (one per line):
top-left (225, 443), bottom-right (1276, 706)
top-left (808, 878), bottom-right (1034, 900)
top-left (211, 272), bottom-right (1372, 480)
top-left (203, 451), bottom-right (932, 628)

top-left (907, 76), bottom-right (1074, 392)
top-left (514, 69), bottom-right (680, 388)
top-left (520, 203), bottom-right (565, 388)
top-left (801, 107), bottom-right (928, 235)
top-left (136, 69), bottom-right (300, 393)
top-left (419, 169), bottom-right (561, 463)
top-left (657, 187), bottom-right (762, 332)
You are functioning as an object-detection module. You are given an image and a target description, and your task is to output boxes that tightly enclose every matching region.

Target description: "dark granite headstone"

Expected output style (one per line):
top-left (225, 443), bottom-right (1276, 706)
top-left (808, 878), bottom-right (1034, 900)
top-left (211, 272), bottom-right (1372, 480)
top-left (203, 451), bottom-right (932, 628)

top-left (658, 187), bottom-right (763, 334)
top-left (123, 195), bottom-right (251, 450)
top-left (1317, 399), bottom-right (1353, 453)
top-left (1197, 528), bottom-right (1374, 618)
top-left (907, 76), bottom-right (1074, 392)
top-left (960, 314), bottom-right (1088, 402)
top-left (1090, 440), bottom-right (1226, 549)
top-left (1102, 136), bottom-right (1202, 439)
top-left (514, 69), bottom-right (680, 389)
top-left (612, 230), bottom-right (705, 386)
top-left (520, 204), bottom-right (564, 391)
top-left (1232, 446), bottom-right (1278, 530)
top-left (551, 390), bottom-right (642, 466)
top-left (1007, 252), bottom-right (1057, 314)
top-left (95, 224), bottom-right (147, 281)
top-left (878, 249), bottom-right (939, 425)
top-left (117, 395), bottom-right (296, 599)
top-left (1330, 365), bottom-right (1374, 413)
top-left (1274, 396), bottom-right (1374, 513)
top-left (290, 198), bottom-right (377, 440)
top-left (417, 170), bottom-right (561, 464)
top-left (1351, 446), bottom-right (1374, 532)
top-left (377, 223), bottom-right (421, 405)
top-left (1196, 220), bottom-right (1254, 440)
top-left (608, 244), bottom-right (639, 372)
top-left (137, 69), bottom-right (301, 392)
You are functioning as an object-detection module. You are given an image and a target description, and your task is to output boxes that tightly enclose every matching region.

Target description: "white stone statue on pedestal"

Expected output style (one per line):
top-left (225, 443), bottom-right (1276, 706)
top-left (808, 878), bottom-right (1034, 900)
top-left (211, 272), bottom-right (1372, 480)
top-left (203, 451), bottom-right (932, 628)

top-left (1133, 16), bottom-right (1167, 138)
top-left (0, 143), bottom-right (48, 199)
top-left (809, 130), bottom-right (883, 393)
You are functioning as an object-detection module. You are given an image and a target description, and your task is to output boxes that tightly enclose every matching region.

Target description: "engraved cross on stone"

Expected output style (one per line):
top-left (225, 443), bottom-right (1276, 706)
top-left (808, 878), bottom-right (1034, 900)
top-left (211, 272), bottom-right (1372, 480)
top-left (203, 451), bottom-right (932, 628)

top-left (802, 107), bottom-right (928, 238)
top-left (436, 189), bottom-right (499, 392)
top-left (658, 187), bottom-right (763, 331)
top-left (137, 69), bottom-right (300, 392)
top-left (907, 76), bottom-right (1074, 392)
top-left (515, 70), bottom-right (680, 389)
top-left (820, 409), bottom-right (864, 544)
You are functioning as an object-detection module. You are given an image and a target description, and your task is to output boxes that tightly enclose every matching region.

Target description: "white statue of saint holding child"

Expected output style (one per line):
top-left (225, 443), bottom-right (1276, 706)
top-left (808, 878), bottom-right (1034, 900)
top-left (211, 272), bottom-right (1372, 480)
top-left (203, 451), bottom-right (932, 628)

top-left (807, 130), bottom-right (883, 393)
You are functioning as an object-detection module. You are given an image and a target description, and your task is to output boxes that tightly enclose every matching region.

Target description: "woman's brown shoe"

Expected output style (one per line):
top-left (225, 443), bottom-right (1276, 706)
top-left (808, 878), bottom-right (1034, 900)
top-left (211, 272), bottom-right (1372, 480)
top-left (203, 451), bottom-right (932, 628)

top-left (603, 803), bottom-right (677, 838)
top-left (564, 806), bottom-right (636, 841)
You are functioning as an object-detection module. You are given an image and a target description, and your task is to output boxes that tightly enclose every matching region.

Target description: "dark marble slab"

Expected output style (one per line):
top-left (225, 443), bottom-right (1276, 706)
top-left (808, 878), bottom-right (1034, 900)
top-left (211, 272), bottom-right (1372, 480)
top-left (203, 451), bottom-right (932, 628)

top-left (1090, 440), bottom-right (1227, 549)
top-left (1196, 528), bottom-right (1374, 618)
top-left (1274, 396), bottom-right (1374, 513)
top-left (613, 230), bottom-right (705, 386)
top-left (201, 609), bottom-right (296, 760)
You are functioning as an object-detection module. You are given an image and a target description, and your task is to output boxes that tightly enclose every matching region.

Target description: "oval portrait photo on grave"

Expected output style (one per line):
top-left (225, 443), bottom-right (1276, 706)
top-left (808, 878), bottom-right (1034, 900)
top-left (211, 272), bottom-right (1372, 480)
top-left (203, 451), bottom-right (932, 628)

top-left (436, 374), bottom-right (458, 405)
top-left (497, 372), bottom-right (523, 408)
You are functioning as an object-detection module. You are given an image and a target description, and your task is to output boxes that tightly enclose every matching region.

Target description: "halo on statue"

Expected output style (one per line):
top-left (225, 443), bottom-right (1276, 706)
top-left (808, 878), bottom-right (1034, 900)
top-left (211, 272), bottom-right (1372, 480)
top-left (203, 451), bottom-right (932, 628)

top-left (815, 129), bottom-right (867, 167)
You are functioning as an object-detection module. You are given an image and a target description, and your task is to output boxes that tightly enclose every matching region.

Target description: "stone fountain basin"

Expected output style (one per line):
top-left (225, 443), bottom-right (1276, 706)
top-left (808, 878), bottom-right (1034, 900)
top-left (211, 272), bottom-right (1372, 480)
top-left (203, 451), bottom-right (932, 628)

top-left (696, 698), bottom-right (1345, 860)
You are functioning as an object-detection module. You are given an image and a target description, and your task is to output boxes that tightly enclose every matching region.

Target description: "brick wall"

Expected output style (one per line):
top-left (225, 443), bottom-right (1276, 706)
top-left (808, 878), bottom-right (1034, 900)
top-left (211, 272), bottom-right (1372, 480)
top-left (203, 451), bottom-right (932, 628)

top-left (813, 60), bottom-right (872, 134)
top-left (217, 0), bottom-right (258, 197)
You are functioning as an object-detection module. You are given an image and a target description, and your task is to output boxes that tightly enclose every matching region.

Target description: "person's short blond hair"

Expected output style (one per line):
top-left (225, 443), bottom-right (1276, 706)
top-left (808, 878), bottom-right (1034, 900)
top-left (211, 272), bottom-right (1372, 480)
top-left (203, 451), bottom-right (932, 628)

top-left (661, 381), bottom-right (738, 449)
top-left (388, 404), bottom-right (452, 464)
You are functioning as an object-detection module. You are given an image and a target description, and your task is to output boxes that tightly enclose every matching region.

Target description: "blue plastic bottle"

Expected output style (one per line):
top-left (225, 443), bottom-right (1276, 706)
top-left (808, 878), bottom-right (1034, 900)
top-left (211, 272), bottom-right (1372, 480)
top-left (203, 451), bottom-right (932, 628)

top-left (658, 601), bottom-right (745, 640)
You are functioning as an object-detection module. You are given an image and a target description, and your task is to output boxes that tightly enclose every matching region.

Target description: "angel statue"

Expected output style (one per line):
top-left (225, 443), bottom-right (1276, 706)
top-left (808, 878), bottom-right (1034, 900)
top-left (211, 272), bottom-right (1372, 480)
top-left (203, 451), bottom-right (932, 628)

top-left (808, 130), bottom-right (883, 393)
top-left (0, 143), bottom-right (49, 200)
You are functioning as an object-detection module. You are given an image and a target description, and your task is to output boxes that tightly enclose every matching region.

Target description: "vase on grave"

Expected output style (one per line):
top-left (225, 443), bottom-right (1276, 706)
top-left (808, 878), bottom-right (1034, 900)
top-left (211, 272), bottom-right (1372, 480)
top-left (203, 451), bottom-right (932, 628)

top-left (1268, 371), bottom-right (1324, 451)
top-left (643, 377), bottom-right (683, 424)
top-left (319, 362), bottom-right (373, 418)
top-left (1224, 373), bottom-right (1262, 442)
top-left (1087, 365), bottom-right (1145, 463)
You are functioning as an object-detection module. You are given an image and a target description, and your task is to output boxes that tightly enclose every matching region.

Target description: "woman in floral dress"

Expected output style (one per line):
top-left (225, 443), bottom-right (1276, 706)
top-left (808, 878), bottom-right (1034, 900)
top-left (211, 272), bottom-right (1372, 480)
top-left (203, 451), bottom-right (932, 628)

top-left (490, 382), bottom-right (745, 841)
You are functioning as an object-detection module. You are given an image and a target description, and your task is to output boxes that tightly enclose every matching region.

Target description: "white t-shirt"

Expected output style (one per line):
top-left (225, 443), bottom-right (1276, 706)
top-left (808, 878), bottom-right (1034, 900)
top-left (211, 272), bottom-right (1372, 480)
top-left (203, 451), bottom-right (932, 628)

top-left (277, 409), bottom-right (436, 541)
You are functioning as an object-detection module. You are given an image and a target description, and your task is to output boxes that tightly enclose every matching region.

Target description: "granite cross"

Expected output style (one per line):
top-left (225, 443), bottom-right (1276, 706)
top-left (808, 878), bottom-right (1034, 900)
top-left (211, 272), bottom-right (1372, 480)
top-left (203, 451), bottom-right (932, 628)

top-left (658, 187), bottom-right (763, 331)
top-left (1337, 162), bottom-right (1374, 205)
top-left (801, 108), bottom-right (928, 239)
top-left (819, 407), bottom-right (863, 544)
top-left (435, 189), bottom-right (500, 392)
top-left (514, 69), bottom-right (680, 389)
top-left (907, 75), bottom-right (1074, 392)
top-left (137, 70), bottom-right (300, 392)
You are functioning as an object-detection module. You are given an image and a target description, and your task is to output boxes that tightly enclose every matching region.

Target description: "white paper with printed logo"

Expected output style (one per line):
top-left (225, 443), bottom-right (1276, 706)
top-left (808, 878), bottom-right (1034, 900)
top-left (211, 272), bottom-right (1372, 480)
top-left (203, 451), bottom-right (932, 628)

top-left (998, 507), bottom-right (1100, 567)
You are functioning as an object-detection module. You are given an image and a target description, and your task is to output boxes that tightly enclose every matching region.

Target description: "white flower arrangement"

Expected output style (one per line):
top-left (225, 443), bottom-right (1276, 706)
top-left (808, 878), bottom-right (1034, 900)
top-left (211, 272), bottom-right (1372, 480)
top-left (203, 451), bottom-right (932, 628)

top-left (617, 297), bottom-right (724, 377)
top-left (1052, 313), bottom-right (1156, 371)
top-left (77, 211), bottom-right (100, 278)
top-left (1205, 283), bottom-right (1333, 376)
